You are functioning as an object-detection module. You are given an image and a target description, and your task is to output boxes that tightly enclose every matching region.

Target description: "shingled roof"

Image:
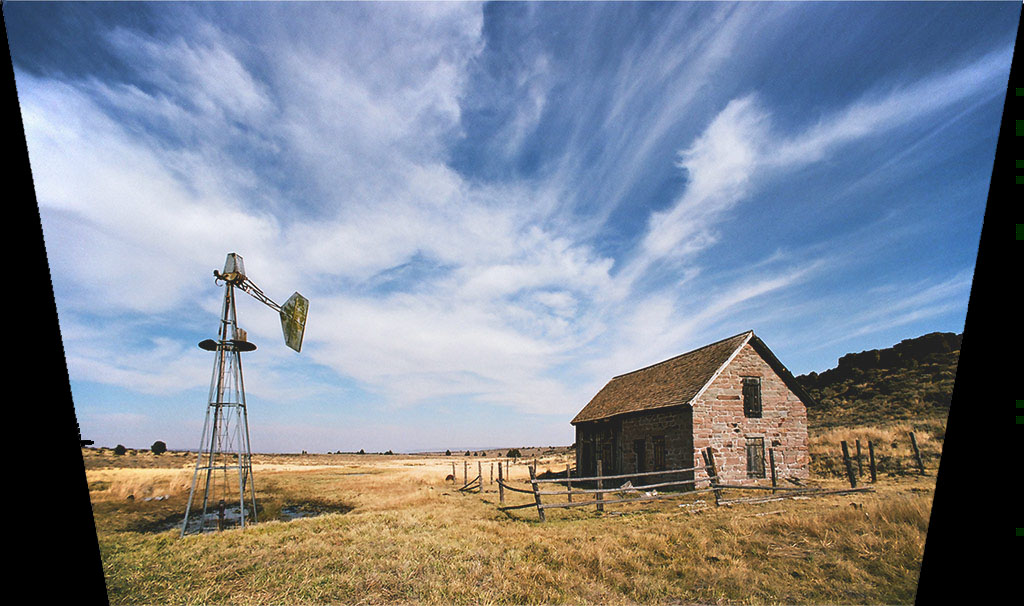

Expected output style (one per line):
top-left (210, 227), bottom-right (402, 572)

top-left (571, 330), bottom-right (814, 425)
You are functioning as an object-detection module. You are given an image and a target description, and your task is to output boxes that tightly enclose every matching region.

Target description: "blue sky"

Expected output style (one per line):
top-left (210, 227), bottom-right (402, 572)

top-left (6, 2), bottom-right (1017, 453)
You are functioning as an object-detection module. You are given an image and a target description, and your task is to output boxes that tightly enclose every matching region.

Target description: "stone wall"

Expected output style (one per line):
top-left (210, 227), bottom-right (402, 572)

top-left (618, 407), bottom-right (693, 478)
top-left (691, 342), bottom-right (809, 483)
top-left (575, 407), bottom-right (694, 486)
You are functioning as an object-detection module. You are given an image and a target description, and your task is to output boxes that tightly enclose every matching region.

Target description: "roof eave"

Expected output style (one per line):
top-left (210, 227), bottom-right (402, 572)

top-left (571, 398), bottom-right (695, 425)
top-left (747, 335), bottom-right (818, 408)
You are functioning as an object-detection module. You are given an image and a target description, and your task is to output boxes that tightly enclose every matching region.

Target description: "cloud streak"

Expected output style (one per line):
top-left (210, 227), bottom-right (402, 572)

top-left (8, 2), bottom-right (1008, 450)
top-left (627, 41), bottom-right (1012, 284)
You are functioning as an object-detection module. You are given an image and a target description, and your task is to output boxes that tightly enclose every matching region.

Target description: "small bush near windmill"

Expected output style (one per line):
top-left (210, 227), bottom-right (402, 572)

top-left (150, 441), bottom-right (167, 455)
top-left (113, 444), bottom-right (126, 456)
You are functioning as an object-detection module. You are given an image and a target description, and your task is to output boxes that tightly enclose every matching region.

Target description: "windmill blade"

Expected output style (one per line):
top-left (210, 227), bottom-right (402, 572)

top-left (279, 292), bottom-right (309, 352)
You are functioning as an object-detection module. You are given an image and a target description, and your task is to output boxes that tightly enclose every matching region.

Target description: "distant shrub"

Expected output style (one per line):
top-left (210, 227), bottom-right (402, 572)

top-left (506, 448), bottom-right (521, 459)
top-left (465, 451), bottom-right (471, 456)
top-left (113, 444), bottom-right (126, 456)
top-left (150, 441), bottom-right (167, 455)
top-left (384, 450), bottom-right (394, 455)
top-left (445, 449), bottom-right (451, 456)
top-left (358, 449), bottom-right (365, 455)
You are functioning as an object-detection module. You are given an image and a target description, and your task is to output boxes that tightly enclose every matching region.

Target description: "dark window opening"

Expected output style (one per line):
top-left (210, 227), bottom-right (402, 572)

top-left (652, 436), bottom-right (666, 471)
top-left (633, 439), bottom-right (646, 473)
top-left (743, 377), bottom-right (762, 418)
top-left (746, 437), bottom-right (766, 479)
top-left (581, 442), bottom-right (594, 477)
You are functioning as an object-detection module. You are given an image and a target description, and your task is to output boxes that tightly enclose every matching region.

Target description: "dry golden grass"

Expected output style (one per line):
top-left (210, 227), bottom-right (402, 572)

top-left (86, 445), bottom-right (934, 605)
top-left (808, 420), bottom-right (944, 478)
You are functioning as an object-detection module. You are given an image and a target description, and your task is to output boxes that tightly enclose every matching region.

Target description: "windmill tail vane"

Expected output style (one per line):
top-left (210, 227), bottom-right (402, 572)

top-left (213, 253), bottom-right (309, 352)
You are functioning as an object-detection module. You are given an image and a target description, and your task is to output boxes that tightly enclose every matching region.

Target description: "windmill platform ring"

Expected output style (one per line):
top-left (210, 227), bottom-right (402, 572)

top-left (198, 339), bottom-right (257, 352)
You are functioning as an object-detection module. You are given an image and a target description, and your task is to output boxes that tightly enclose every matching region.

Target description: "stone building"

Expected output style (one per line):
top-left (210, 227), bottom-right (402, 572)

top-left (571, 330), bottom-right (812, 484)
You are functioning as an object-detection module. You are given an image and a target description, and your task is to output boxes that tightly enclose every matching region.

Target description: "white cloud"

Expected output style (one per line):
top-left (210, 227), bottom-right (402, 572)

top-left (622, 41), bottom-right (1012, 284)
top-left (15, 5), bottom-right (1001, 451)
top-left (65, 334), bottom-right (210, 395)
top-left (637, 95), bottom-right (768, 265)
top-left (20, 2), bottom-right (619, 416)
top-left (106, 25), bottom-right (275, 123)
top-left (771, 45), bottom-right (1014, 168)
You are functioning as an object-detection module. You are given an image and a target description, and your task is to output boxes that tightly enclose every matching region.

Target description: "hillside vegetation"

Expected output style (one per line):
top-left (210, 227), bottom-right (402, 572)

top-left (796, 332), bottom-right (960, 429)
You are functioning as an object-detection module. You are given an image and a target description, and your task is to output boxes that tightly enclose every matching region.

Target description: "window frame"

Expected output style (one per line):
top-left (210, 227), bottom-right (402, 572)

top-left (746, 436), bottom-right (766, 479)
top-left (742, 376), bottom-right (762, 418)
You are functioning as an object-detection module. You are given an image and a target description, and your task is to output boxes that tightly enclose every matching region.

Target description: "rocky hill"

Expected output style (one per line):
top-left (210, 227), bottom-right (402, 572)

top-left (796, 332), bottom-right (961, 428)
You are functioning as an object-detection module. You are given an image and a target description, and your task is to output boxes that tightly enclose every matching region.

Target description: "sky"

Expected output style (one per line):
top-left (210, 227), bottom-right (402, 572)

top-left (5, 1), bottom-right (1017, 454)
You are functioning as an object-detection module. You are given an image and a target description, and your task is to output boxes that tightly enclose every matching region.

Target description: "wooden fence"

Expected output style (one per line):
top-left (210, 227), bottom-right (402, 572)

top-left (495, 446), bottom-right (873, 521)
top-left (455, 461), bottom-right (485, 493)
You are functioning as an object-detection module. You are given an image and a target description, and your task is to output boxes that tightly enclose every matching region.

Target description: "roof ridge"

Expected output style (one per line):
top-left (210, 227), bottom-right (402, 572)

top-left (610, 329), bottom-right (754, 380)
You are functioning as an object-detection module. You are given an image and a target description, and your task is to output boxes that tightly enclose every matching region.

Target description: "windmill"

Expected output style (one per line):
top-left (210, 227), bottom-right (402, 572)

top-left (181, 253), bottom-right (308, 536)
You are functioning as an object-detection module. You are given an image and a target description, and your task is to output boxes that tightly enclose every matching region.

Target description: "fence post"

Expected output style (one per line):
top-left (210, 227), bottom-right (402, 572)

top-left (909, 432), bottom-right (925, 475)
top-left (596, 459), bottom-right (604, 512)
top-left (841, 441), bottom-right (857, 488)
top-left (529, 464), bottom-right (546, 522)
top-left (856, 439), bottom-right (863, 477)
top-left (566, 464), bottom-right (573, 503)
top-left (464, 461), bottom-right (468, 486)
top-left (768, 448), bottom-right (777, 495)
top-left (490, 463), bottom-right (494, 485)
top-left (701, 447), bottom-right (721, 506)
top-left (498, 459), bottom-right (505, 504)
top-left (868, 441), bottom-right (877, 483)
top-left (452, 462), bottom-right (456, 478)
top-left (708, 448), bottom-right (722, 506)
top-left (478, 462), bottom-right (483, 492)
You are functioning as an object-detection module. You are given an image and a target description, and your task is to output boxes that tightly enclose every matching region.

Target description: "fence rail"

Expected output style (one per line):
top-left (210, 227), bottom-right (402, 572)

top-left (532, 464), bottom-right (705, 484)
top-left (495, 446), bottom-right (874, 521)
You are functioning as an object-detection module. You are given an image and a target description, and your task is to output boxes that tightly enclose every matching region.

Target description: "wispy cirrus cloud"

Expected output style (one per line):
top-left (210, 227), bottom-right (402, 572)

top-left (770, 44), bottom-right (1014, 169)
top-left (9, 1), bottom-right (1009, 450)
top-left (623, 40), bottom-right (1012, 285)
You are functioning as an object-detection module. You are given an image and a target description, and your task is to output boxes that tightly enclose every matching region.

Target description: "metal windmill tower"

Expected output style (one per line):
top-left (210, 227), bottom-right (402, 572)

top-left (181, 253), bottom-right (308, 536)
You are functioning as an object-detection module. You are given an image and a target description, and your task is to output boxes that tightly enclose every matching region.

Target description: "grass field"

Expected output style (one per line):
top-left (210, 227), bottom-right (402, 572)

top-left (83, 429), bottom-right (939, 605)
